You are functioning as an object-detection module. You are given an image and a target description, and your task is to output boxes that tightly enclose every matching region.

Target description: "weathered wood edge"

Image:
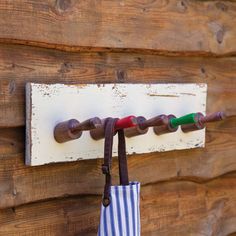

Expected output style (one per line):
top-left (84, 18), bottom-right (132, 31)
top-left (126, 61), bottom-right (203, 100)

top-left (25, 83), bottom-right (32, 166)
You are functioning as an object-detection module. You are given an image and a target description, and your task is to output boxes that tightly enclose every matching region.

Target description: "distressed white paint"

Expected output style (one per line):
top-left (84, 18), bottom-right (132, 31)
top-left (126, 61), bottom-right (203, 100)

top-left (26, 83), bottom-right (207, 166)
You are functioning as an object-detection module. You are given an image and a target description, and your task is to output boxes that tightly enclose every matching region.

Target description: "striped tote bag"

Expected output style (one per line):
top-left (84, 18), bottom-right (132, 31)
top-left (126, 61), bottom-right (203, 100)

top-left (98, 118), bottom-right (141, 236)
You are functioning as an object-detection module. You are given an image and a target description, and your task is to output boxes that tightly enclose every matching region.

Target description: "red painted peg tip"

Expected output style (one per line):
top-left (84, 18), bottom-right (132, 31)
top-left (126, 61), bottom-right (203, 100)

top-left (115, 116), bottom-right (137, 131)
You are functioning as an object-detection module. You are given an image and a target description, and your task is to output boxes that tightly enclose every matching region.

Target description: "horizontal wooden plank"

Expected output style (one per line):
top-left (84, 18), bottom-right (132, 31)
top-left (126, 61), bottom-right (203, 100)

top-left (1, 175), bottom-right (236, 236)
top-left (0, 127), bottom-right (24, 156)
top-left (0, 117), bottom-right (235, 209)
top-left (141, 174), bottom-right (236, 236)
top-left (0, 1), bottom-right (236, 55)
top-left (0, 44), bottom-right (235, 127)
top-left (26, 83), bottom-right (206, 166)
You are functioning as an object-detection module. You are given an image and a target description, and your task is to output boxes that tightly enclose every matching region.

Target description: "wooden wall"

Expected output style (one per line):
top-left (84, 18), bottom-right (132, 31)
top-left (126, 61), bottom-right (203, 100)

top-left (0, 0), bottom-right (235, 235)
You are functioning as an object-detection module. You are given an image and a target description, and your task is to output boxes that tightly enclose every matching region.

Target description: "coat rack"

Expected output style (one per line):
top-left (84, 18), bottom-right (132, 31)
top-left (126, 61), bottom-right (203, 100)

top-left (26, 83), bottom-right (215, 166)
top-left (54, 112), bottom-right (225, 142)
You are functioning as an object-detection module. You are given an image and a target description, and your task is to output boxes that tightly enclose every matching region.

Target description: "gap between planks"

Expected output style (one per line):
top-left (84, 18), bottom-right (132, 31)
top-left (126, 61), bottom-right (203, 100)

top-left (1, 39), bottom-right (236, 57)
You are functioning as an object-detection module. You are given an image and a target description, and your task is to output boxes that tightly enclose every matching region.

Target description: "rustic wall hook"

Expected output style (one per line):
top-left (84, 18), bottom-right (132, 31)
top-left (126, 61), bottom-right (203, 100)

top-left (90, 115), bottom-right (137, 140)
top-left (181, 111), bottom-right (225, 132)
top-left (27, 83), bottom-right (207, 165)
top-left (125, 115), bottom-right (168, 137)
top-left (54, 117), bottom-right (102, 143)
top-left (153, 113), bottom-right (199, 135)
top-left (153, 114), bottom-right (178, 135)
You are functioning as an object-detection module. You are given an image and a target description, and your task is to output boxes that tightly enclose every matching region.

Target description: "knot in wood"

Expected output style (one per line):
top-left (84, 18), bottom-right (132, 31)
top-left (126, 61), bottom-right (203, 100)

top-left (55, 0), bottom-right (72, 13)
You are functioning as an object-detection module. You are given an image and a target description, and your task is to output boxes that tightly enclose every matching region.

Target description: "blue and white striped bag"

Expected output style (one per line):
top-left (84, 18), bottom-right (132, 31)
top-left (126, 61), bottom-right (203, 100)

top-left (98, 182), bottom-right (140, 236)
top-left (98, 118), bottom-right (141, 236)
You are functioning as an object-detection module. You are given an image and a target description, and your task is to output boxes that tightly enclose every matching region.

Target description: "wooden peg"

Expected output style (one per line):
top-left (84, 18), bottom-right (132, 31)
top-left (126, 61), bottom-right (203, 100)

top-left (114, 116), bottom-right (137, 130)
top-left (54, 117), bottom-right (102, 143)
top-left (153, 113), bottom-right (203, 135)
top-left (90, 116), bottom-right (138, 140)
top-left (199, 111), bottom-right (225, 124)
top-left (125, 115), bottom-right (168, 138)
top-left (181, 111), bottom-right (225, 133)
top-left (124, 116), bottom-right (148, 138)
top-left (89, 119), bottom-right (107, 141)
top-left (153, 114), bottom-right (178, 135)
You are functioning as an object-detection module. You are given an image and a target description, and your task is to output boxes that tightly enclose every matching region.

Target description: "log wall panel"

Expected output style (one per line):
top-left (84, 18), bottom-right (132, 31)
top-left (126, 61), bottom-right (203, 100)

top-left (0, 175), bottom-right (236, 236)
top-left (0, 117), bottom-right (234, 209)
top-left (0, 1), bottom-right (236, 55)
top-left (0, 44), bottom-right (235, 127)
top-left (0, 1), bottom-right (235, 233)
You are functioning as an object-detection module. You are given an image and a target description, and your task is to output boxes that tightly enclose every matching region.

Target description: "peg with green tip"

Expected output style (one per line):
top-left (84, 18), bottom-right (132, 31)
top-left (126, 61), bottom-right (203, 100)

top-left (181, 111), bottom-right (225, 132)
top-left (154, 113), bottom-right (199, 135)
top-left (170, 113), bottom-right (198, 128)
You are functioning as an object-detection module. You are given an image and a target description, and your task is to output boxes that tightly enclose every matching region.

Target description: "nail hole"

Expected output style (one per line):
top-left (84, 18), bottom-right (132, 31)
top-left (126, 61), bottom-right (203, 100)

top-left (217, 29), bottom-right (224, 44)
top-left (116, 70), bottom-right (126, 83)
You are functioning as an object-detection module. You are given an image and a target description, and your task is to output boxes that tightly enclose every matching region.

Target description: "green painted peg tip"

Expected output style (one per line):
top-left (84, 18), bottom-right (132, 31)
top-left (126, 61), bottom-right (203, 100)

top-left (170, 113), bottom-right (198, 128)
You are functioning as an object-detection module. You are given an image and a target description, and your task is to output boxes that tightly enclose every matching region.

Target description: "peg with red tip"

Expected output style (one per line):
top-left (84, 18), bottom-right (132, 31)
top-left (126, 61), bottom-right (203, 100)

top-left (90, 115), bottom-right (138, 140)
top-left (125, 115), bottom-right (169, 137)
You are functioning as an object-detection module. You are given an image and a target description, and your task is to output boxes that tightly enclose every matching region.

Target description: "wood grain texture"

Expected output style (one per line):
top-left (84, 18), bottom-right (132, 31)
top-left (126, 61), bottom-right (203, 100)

top-left (1, 175), bottom-right (236, 236)
top-left (0, 1), bottom-right (236, 55)
top-left (0, 44), bottom-right (235, 127)
top-left (0, 0), bottom-right (235, 234)
top-left (0, 117), bottom-right (234, 209)
top-left (141, 174), bottom-right (236, 236)
top-left (0, 127), bottom-right (24, 156)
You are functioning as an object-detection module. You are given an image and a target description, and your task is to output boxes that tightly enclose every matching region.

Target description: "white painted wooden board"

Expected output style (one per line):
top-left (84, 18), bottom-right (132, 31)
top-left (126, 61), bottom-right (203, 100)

top-left (26, 83), bottom-right (207, 166)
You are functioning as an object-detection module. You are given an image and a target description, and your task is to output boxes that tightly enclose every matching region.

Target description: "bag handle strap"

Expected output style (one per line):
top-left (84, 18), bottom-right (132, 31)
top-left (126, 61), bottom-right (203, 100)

top-left (102, 118), bottom-right (129, 207)
top-left (118, 129), bottom-right (129, 185)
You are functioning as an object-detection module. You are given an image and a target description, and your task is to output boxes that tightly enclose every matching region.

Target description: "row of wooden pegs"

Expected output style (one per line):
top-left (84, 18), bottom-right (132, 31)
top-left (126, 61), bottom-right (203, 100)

top-left (54, 111), bottom-right (225, 143)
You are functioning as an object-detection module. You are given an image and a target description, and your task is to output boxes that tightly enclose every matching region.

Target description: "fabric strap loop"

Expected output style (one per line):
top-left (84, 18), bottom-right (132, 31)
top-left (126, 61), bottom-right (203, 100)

top-left (102, 118), bottom-right (129, 207)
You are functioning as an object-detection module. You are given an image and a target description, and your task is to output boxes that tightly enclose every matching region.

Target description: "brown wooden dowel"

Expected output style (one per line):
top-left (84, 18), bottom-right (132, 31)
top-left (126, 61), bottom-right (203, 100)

top-left (54, 117), bottom-right (102, 143)
top-left (90, 118), bottom-right (107, 141)
top-left (153, 114), bottom-right (178, 135)
top-left (181, 111), bottom-right (225, 133)
top-left (139, 115), bottom-right (169, 130)
top-left (70, 117), bottom-right (102, 132)
top-left (90, 116), bottom-right (138, 140)
top-left (199, 111), bottom-right (225, 124)
top-left (125, 115), bottom-right (169, 138)
top-left (124, 116), bottom-right (148, 138)
top-left (180, 112), bottom-right (204, 132)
